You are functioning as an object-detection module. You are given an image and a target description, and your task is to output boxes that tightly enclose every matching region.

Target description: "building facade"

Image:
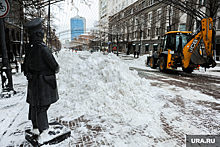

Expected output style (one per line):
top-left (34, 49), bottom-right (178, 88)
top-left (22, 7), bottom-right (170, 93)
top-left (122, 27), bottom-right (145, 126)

top-left (69, 33), bottom-right (95, 51)
top-left (70, 15), bottom-right (86, 41)
top-left (98, 0), bottom-right (138, 51)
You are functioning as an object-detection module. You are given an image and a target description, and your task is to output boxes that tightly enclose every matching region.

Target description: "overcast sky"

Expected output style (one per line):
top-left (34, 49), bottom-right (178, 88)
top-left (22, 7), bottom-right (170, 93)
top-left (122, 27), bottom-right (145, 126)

top-left (52, 0), bottom-right (99, 41)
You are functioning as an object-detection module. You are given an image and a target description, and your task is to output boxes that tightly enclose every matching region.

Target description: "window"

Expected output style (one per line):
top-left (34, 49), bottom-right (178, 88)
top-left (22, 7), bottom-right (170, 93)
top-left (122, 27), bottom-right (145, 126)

top-left (157, 10), bottom-right (161, 21)
top-left (112, 9), bottom-right (114, 14)
top-left (119, 4), bottom-right (121, 10)
top-left (180, 24), bottom-right (186, 31)
top-left (141, 15), bottom-right (144, 24)
top-left (142, 1), bottom-right (146, 9)
top-left (149, 0), bottom-right (154, 5)
top-left (135, 18), bottom-right (138, 25)
top-left (148, 13), bottom-right (152, 22)
top-left (170, 6), bottom-right (173, 15)
top-left (127, 0), bottom-right (128, 5)
top-left (166, 34), bottom-right (175, 50)
top-left (130, 18), bottom-right (133, 25)
top-left (116, 6), bottom-right (117, 12)
top-left (116, 0), bottom-right (118, 3)
top-left (131, 8), bottom-right (133, 14)
top-left (176, 34), bottom-right (191, 51)
top-left (122, 12), bottom-right (124, 18)
top-left (156, 28), bottom-right (159, 35)
top-left (148, 29), bottom-right (151, 36)
top-left (122, 1), bottom-right (125, 8)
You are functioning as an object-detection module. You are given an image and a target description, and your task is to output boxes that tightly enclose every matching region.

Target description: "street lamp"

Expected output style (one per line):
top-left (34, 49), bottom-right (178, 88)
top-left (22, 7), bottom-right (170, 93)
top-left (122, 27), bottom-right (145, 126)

top-left (116, 25), bottom-right (119, 56)
top-left (136, 18), bottom-right (143, 56)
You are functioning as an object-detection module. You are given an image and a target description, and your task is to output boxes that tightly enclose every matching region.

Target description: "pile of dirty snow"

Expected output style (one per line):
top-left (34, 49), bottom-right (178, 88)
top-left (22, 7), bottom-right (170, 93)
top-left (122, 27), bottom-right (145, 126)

top-left (49, 50), bottom-right (163, 125)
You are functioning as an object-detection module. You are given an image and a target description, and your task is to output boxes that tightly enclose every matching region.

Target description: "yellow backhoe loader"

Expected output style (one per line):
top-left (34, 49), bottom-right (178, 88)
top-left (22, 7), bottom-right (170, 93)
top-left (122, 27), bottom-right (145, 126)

top-left (146, 17), bottom-right (216, 73)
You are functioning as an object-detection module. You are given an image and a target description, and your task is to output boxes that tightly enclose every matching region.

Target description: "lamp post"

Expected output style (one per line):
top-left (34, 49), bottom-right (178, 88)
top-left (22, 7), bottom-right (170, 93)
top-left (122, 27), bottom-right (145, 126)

top-left (136, 18), bottom-right (144, 56)
top-left (140, 28), bottom-right (142, 56)
top-left (116, 26), bottom-right (119, 56)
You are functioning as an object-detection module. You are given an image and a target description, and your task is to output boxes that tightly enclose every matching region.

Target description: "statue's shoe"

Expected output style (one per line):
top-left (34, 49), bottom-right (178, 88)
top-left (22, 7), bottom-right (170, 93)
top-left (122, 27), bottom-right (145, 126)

top-left (37, 126), bottom-right (61, 144)
top-left (30, 128), bottom-right (40, 136)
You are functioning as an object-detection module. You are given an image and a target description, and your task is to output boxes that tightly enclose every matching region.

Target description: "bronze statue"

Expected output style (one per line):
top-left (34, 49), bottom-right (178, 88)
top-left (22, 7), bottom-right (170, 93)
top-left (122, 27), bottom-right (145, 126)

top-left (23, 18), bottom-right (59, 142)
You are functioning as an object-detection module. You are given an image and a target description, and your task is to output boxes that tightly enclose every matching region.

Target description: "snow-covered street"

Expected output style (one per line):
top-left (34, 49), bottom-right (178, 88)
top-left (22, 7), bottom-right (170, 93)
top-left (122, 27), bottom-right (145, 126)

top-left (0, 50), bottom-right (220, 147)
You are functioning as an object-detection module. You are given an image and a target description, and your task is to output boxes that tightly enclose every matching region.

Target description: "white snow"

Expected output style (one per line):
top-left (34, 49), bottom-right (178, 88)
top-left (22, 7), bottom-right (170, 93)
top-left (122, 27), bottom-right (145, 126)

top-left (0, 50), bottom-right (219, 146)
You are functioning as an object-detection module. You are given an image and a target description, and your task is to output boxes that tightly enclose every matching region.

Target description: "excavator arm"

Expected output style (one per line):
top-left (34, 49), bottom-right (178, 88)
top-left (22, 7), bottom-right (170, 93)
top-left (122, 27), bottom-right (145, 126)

top-left (182, 17), bottom-right (216, 68)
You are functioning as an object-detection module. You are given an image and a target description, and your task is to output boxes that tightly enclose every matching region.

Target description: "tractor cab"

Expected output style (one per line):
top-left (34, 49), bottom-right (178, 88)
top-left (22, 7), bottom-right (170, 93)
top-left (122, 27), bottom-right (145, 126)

top-left (162, 31), bottom-right (192, 55)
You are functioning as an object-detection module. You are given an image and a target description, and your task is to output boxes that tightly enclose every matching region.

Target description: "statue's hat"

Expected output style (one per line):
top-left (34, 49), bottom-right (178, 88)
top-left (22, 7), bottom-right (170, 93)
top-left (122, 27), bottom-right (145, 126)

top-left (24, 18), bottom-right (43, 32)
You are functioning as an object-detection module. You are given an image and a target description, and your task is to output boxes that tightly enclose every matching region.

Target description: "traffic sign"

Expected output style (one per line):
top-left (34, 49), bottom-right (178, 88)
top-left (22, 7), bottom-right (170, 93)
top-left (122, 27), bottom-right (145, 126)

top-left (0, 0), bottom-right (10, 18)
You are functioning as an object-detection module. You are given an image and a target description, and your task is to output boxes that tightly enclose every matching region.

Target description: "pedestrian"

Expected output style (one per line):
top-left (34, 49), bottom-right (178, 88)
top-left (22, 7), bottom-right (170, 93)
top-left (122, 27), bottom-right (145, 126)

top-left (23, 18), bottom-right (60, 142)
top-left (137, 50), bottom-right (140, 58)
top-left (134, 50), bottom-right (137, 58)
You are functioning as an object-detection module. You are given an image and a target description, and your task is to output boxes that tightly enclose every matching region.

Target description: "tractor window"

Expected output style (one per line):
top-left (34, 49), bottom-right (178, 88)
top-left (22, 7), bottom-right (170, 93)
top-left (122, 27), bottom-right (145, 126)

top-left (165, 34), bottom-right (175, 50)
top-left (163, 35), bottom-right (167, 50)
top-left (177, 34), bottom-right (191, 49)
top-left (176, 35), bottom-right (182, 53)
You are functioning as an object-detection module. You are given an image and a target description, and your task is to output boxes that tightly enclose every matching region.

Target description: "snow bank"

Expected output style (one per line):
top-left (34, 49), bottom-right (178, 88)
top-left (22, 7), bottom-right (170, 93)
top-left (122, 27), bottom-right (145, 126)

top-left (52, 51), bottom-right (160, 124)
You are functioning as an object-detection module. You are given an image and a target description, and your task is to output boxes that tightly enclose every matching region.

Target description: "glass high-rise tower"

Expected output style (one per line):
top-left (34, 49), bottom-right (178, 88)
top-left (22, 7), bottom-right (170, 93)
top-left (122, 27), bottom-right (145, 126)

top-left (70, 15), bottom-right (86, 41)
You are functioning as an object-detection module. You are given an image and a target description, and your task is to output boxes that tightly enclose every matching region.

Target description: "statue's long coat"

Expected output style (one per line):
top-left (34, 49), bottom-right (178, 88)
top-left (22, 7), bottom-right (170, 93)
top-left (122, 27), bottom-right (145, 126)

top-left (24, 42), bottom-right (59, 106)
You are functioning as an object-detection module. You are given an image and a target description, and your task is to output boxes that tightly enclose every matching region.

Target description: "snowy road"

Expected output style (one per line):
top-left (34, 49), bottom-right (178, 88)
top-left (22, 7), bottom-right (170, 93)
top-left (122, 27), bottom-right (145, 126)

top-left (130, 67), bottom-right (220, 99)
top-left (0, 51), bottom-right (220, 147)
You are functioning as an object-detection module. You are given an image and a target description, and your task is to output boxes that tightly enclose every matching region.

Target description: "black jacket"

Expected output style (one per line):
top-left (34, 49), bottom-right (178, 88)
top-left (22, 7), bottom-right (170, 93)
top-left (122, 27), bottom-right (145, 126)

top-left (24, 42), bottom-right (59, 106)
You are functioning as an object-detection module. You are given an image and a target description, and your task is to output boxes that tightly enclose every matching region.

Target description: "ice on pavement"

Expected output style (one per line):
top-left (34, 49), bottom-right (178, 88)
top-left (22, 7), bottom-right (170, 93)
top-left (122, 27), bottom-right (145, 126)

top-left (0, 50), bottom-right (219, 146)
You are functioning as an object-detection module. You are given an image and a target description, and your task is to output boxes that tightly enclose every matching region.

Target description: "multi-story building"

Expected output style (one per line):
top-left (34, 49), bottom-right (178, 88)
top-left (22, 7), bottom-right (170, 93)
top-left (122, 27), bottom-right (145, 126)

top-left (108, 0), bottom-right (220, 61)
top-left (99, 0), bottom-right (108, 26)
top-left (99, 0), bottom-right (138, 24)
top-left (70, 15), bottom-right (86, 41)
top-left (98, 0), bottom-right (138, 51)
top-left (108, 0), bottom-right (138, 16)
top-left (109, 0), bottom-right (169, 54)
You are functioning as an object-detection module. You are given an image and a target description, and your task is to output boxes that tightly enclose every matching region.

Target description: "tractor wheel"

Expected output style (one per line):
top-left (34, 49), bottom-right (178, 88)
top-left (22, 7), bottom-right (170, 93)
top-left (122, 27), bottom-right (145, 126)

top-left (150, 56), bottom-right (157, 69)
top-left (159, 57), bottom-right (167, 72)
top-left (182, 67), bottom-right (194, 73)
